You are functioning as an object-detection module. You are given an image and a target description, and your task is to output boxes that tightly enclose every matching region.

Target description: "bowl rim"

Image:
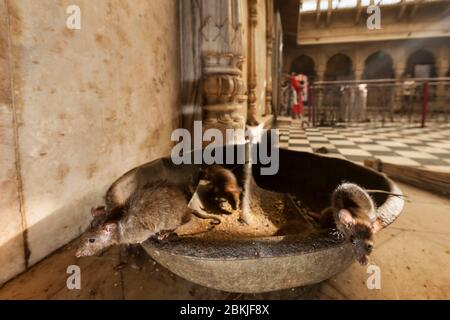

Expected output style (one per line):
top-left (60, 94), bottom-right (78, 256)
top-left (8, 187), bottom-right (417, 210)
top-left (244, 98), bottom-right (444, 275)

top-left (143, 153), bottom-right (404, 261)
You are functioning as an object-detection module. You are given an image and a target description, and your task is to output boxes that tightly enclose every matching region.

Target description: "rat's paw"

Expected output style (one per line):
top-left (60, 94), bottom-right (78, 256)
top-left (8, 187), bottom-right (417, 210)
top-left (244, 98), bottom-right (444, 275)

top-left (330, 229), bottom-right (345, 240)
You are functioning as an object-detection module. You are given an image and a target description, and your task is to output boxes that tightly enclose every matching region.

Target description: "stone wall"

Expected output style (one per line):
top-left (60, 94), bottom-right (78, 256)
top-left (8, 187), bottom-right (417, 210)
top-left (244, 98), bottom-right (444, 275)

top-left (0, 0), bottom-right (181, 285)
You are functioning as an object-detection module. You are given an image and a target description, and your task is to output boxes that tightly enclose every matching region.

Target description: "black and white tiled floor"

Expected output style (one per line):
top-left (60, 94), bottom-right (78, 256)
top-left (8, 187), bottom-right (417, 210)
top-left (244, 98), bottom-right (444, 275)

top-left (277, 120), bottom-right (450, 173)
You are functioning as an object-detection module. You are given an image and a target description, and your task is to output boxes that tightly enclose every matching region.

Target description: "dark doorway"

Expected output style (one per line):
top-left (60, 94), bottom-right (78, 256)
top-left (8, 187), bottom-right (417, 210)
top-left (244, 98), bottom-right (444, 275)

top-left (406, 49), bottom-right (437, 78)
top-left (363, 52), bottom-right (395, 110)
top-left (363, 51), bottom-right (395, 80)
top-left (290, 54), bottom-right (316, 81)
top-left (324, 53), bottom-right (354, 81)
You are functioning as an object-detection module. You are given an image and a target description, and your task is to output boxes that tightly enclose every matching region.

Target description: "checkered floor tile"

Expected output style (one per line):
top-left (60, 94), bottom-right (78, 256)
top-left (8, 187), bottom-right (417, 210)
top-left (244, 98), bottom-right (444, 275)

top-left (276, 121), bottom-right (450, 173)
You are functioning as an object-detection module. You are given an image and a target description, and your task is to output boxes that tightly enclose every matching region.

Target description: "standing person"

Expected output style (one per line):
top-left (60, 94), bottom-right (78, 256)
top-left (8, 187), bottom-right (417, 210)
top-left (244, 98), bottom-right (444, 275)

top-left (290, 73), bottom-right (306, 127)
top-left (297, 76), bottom-right (306, 128)
top-left (280, 81), bottom-right (290, 116)
top-left (288, 84), bottom-right (298, 119)
top-left (402, 74), bottom-right (416, 122)
top-left (347, 85), bottom-right (356, 122)
top-left (299, 75), bottom-right (310, 128)
top-left (357, 84), bottom-right (368, 122)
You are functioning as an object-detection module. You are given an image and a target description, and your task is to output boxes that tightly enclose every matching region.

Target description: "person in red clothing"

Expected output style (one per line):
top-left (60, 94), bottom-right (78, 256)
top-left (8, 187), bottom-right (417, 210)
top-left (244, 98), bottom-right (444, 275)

top-left (289, 73), bottom-right (305, 127)
top-left (297, 77), bottom-right (305, 118)
top-left (289, 73), bottom-right (300, 118)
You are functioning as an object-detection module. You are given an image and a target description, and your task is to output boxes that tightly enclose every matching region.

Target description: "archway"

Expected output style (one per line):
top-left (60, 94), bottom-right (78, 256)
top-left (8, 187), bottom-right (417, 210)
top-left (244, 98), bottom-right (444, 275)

top-left (290, 54), bottom-right (316, 81)
top-left (324, 53), bottom-right (354, 81)
top-left (363, 51), bottom-right (395, 112)
top-left (363, 51), bottom-right (395, 80)
top-left (406, 49), bottom-right (437, 78)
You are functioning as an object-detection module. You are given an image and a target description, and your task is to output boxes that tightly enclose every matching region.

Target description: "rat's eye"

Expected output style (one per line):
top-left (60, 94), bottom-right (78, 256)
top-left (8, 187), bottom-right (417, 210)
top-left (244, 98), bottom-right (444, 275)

top-left (366, 243), bottom-right (373, 251)
top-left (89, 238), bottom-right (96, 243)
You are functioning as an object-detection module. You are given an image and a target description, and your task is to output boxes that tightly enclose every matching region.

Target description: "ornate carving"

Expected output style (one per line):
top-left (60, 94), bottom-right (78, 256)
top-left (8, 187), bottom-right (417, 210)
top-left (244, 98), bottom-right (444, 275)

top-left (201, 16), bottom-right (222, 42)
top-left (181, 0), bottom-right (247, 144)
top-left (266, 34), bottom-right (274, 54)
top-left (202, 52), bottom-right (243, 75)
top-left (231, 24), bottom-right (244, 46)
top-left (249, 0), bottom-right (258, 26)
top-left (265, 89), bottom-right (272, 116)
top-left (247, 0), bottom-right (259, 126)
top-left (265, 43), bottom-right (274, 115)
top-left (264, 0), bottom-right (275, 116)
top-left (201, 51), bottom-right (246, 142)
top-left (202, 74), bottom-right (246, 104)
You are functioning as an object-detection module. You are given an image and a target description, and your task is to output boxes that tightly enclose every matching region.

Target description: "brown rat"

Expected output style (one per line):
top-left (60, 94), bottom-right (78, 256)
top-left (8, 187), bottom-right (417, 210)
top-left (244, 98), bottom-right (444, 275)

top-left (76, 181), bottom-right (194, 258)
top-left (200, 165), bottom-right (241, 211)
top-left (103, 162), bottom-right (196, 214)
top-left (308, 183), bottom-right (381, 265)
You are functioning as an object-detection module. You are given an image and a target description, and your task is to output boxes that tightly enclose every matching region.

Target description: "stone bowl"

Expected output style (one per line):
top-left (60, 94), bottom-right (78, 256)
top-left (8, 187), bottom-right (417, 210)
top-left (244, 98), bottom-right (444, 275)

top-left (112, 145), bottom-right (404, 293)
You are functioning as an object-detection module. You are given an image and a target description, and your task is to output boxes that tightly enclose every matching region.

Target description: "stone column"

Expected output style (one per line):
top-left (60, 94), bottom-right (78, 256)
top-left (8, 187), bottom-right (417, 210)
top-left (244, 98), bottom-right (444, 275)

top-left (316, 54), bottom-right (327, 82)
top-left (354, 51), bottom-right (365, 80)
top-left (272, 11), bottom-right (283, 116)
top-left (264, 0), bottom-right (274, 116)
top-left (247, 0), bottom-right (259, 126)
top-left (315, 63), bottom-right (326, 118)
top-left (316, 69), bottom-right (326, 82)
top-left (394, 60), bottom-right (406, 79)
top-left (393, 58), bottom-right (407, 111)
top-left (180, 0), bottom-right (247, 144)
top-left (436, 46), bottom-right (449, 107)
top-left (437, 64), bottom-right (449, 78)
top-left (355, 67), bottom-right (364, 81)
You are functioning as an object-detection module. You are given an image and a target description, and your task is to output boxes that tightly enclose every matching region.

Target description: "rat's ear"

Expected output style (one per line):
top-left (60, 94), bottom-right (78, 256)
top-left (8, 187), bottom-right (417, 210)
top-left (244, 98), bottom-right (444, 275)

top-left (371, 219), bottom-right (384, 234)
top-left (91, 206), bottom-right (106, 217)
top-left (102, 222), bottom-right (117, 234)
top-left (337, 209), bottom-right (355, 228)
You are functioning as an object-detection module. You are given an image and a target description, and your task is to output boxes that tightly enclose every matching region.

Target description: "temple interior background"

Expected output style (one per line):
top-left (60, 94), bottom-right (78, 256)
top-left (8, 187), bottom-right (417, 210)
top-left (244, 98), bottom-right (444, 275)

top-left (0, 0), bottom-right (448, 299)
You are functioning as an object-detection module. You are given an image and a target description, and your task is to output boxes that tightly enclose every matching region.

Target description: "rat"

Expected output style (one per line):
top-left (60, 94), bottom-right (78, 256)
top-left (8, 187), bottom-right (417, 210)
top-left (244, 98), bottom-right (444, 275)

top-left (103, 162), bottom-right (197, 215)
top-left (76, 181), bottom-right (200, 258)
top-left (308, 183), bottom-right (383, 265)
top-left (200, 165), bottom-right (241, 211)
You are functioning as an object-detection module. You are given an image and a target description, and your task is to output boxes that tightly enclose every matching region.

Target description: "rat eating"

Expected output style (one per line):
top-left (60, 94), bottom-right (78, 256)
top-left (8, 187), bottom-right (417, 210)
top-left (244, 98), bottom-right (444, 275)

top-left (76, 181), bottom-right (199, 258)
top-left (307, 183), bottom-right (382, 265)
top-left (200, 165), bottom-right (241, 211)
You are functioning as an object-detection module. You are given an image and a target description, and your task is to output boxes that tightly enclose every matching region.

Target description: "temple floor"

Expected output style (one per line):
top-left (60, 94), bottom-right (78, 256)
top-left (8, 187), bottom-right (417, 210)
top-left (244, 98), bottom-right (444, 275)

top-left (0, 181), bottom-right (448, 300)
top-left (278, 120), bottom-right (450, 172)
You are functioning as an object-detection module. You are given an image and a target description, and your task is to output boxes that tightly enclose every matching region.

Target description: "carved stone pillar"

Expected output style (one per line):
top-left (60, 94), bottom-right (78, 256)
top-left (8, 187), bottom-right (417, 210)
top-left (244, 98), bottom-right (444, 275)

top-left (394, 60), bottom-right (406, 79)
top-left (247, 0), bottom-right (259, 126)
top-left (436, 46), bottom-right (449, 77)
top-left (316, 66), bottom-right (326, 82)
top-left (436, 46), bottom-right (449, 106)
top-left (201, 53), bottom-right (246, 136)
top-left (201, 1), bottom-right (248, 143)
top-left (264, 0), bottom-right (274, 116)
top-left (355, 68), bottom-right (364, 81)
top-left (393, 58), bottom-right (407, 109)
top-left (180, 0), bottom-right (247, 144)
top-left (354, 52), bottom-right (365, 80)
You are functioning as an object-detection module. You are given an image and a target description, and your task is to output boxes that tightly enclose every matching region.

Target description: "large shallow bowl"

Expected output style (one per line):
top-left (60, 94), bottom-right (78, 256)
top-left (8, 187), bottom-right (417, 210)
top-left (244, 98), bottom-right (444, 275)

top-left (111, 145), bottom-right (404, 293)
